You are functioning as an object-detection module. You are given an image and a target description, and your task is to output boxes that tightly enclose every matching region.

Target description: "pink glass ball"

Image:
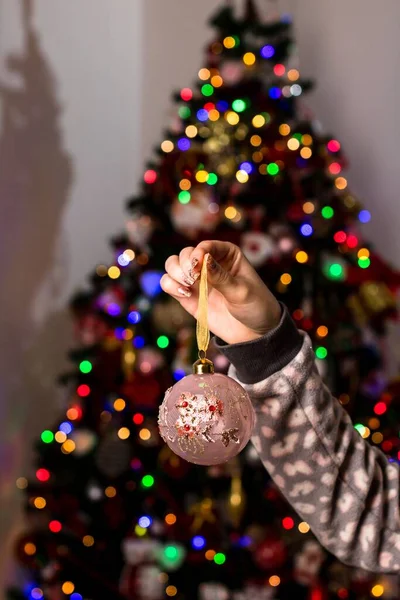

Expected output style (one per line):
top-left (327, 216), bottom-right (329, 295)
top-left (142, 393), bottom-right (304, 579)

top-left (158, 373), bottom-right (255, 466)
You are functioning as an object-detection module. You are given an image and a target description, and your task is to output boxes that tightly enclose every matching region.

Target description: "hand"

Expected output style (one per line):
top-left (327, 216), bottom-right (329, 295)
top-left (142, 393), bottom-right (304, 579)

top-left (161, 240), bottom-right (281, 345)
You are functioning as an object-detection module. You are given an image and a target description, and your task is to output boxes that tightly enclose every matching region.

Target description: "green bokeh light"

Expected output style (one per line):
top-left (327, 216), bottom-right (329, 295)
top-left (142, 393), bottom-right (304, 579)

top-left (142, 475), bottom-right (155, 488)
top-left (207, 173), bottom-right (218, 185)
top-left (201, 84), bottom-right (214, 97)
top-left (354, 423), bottom-right (366, 436)
top-left (328, 263), bottom-right (344, 279)
top-left (79, 360), bottom-right (92, 374)
top-left (214, 552), bottom-right (226, 565)
top-left (232, 99), bottom-right (246, 113)
top-left (267, 163), bottom-right (280, 176)
top-left (178, 106), bottom-right (191, 119)
top-left (358, 257), bottom-right (371, 269)
top-left (178, 191), bottom-right (191, 204)
top-left (164, 546), bottom-right (178, 560)
top-left (41, 430), bottom-right (54, 444)
top-left (321, 206), bottom-right (334, 219)
top-left (157, 335), bottom-right (169, 349)
top-left (315, 346), bottom-right (328, 360)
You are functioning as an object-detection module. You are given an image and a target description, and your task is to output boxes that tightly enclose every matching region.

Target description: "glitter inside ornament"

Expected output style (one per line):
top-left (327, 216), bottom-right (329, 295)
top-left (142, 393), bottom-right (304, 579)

top-left (158, 360), bottom-right (255, 465)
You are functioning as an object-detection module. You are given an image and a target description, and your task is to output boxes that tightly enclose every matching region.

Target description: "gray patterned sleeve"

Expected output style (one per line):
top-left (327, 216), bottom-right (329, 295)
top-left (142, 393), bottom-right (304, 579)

top-left (215, 312), bottom-right (400, 573)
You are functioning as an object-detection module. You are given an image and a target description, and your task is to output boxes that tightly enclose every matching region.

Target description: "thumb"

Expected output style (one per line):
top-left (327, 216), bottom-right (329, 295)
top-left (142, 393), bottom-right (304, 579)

top-left (206, 254), bottom-right (242, 302)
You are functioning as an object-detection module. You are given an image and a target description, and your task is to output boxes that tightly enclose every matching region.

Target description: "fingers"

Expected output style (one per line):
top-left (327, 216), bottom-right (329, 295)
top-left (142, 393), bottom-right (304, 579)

top-left (160, 273), bottom-right (192, 299)
top-left (165, 251), bottom-right (197, 287)
top-left (190, 240), bottom-right (241, 273)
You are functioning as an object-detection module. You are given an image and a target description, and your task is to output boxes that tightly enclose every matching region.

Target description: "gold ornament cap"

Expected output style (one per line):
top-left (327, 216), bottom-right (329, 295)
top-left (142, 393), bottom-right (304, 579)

top-left (193, 358), bottom-right (215, 375)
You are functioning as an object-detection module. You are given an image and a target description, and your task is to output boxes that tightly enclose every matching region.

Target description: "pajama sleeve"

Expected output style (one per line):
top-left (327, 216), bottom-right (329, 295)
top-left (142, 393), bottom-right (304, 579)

top-left (215, 306), bottom-right (400, 573)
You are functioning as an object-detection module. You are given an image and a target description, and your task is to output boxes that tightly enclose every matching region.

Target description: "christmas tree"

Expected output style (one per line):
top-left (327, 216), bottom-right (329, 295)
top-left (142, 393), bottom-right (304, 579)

top-left (9, 1), bottom-right (400, 599)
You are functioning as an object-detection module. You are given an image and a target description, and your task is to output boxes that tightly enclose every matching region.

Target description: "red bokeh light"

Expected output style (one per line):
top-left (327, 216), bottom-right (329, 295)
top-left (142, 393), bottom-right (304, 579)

top-left (327, 139), bottom-right (341, 153)
top-left (329, 162), bottom-right (342, 175)
top-left (133, 413), bottom-right (144, 425)
top-left (282, 517), bottom-right (294, 530)
top-left (346, 235), bottom-right (358, 249)
top-left (382, 440), bottom-right (393, 453)
top-left (143, 170), bottom-right (157, 184)
top-left (180, 88), bottom-right (193, 101)
top-left (374, 402), bottom-right (387, 416)
top-left (36, 468), bottom-right (50, 482)
top-left (302, 318), bottom-right (313, 330)
top-left (204, 102), bottom-right (215, 111)
top-left (77, 384), bottom-right (90, 398)
top-left (274, 64), bottom-right (286, 77)
top-left (49, 520), bottom-right (62, 533)
top-left (334, 231), bottom-right (347, 244)
top-left (337, 589), bottom-right (349, 599)
top-left (292, 309), bottom-right (304, 321)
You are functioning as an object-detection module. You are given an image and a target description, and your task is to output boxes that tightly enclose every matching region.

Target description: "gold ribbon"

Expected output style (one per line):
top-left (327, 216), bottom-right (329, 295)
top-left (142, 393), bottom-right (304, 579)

top-left (196, 254), bottom-right (210, 358)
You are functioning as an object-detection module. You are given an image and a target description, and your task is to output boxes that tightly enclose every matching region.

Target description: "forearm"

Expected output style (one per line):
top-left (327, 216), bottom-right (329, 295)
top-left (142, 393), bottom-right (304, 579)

top-left (216, 307), bottom-right (400, 573)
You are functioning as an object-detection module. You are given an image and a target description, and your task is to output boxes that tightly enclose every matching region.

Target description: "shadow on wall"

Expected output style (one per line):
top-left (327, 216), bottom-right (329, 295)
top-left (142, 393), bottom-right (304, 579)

top-left (0, 0), bottom-right (73, 590)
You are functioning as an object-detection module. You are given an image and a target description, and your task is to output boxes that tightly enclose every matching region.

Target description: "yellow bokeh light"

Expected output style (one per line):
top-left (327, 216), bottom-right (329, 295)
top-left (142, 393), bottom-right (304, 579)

top-left (226, 111), bottom-right (240, 125)
top-left (16, 477), bottom-right (28, 490)
top-left (372, 432), bottom-right (383, 444)
top-left (114, 398), bottom-right (126, 412)
top-left (62, 582), bottom-right (75, 595)
top-left (298, 521), bottom-right (310, 533)
top-left (288, 69), bottom-right (300, 81)
top-left (83, 535), bottom-right (94, 547)
top-left (303, 201), bottom-right (315, 214)
top-left (165, 513), bottom-right (177, 525)
top-left (369, 418), bottom-right (380, 430)
top-left (280, 273), bottom-right (292, 285)
top-left (252, 115), bottom-right (265, 128)
top-left (300, 147), bottom-right (312, 159)
top-left (139, 428), bottom-right (151, 441)
top-left (161, 140), bottom-right (174, 153)
top-left (166, 586), bottom-right (178, 597)
top-left (67, 407), bottom-right (79, 420)
top-left (205, 549), bottom-right (216, 561)
top-left (124, 249), bottom-right (135, 261)
top-left (55, 431), bottom-right (67, 443)
top-left (279, 124), bottom-right (291, 136)
top-left (123, 329), bottom-right (133, 341)
top-left (198, 68), bottom-right (210, 80)
top-left (108, 266), bottom-right (121, 279)
top-left (358, 248), bottom-right (370, 259)
top-left (361, 426), bottom-right (371, 439)
top-left (186, 125), bottom-right (198, 138)
top-left (316, 326), bottom-right (329, 338)
top-left (252, 151), bottom-right (263, 162)
top-left (105, 486), bottom-right (117, 498)
top-left (124, 351), bottom-right (136, 365)
top-left (135, 524), bottom-right (147, 537)
top-left (269, 576), bottom-right (281, 587)
top-left (243, 52), bottom-right (256, 66)
top-left (209, 109), bottom-right (220, 121)
top-left (118, 427), bottom-right (130, 440)
top-left (223, 36), bottom-right (235, 49)
top-left (250, 135), bottom-right (262, 146)
top-left (302, 134), bottom-right (313, 146)
top-left (62, 440), bottom-right (76, 454)
top-left (225, 206), bottom-right (238, 220)
top-left (296, 251), bottom-right (309, 264)
top-left (179, 179), bottom-right (191, 191)
top-left (34, 497), bottom-right (46, 509)
top-left (236, 170), bottom-right (249, 184)
top-left (96, 264), bottom-right (108, 277)
top-left (196, 170), bottom-right (209, 183)
top-left (211, 75), bottom-right (223, 87)
top-left (371, 585), bottom-right (384, 598)
top-left (287, 138), bottom-right (300, 151)
top-left (335, 177), bottom-right (348, 190)
top-left (24, 542), bottom-right (36, 555)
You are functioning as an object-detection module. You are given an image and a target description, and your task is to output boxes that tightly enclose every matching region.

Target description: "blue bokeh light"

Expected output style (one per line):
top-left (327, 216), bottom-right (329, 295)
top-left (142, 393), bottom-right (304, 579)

top-left (300, 224), bottom-right (313, 237)
top-left (107, 303), bottom-right (121, 317)
top-left (173, 369), bottom-right (186, 381)
top-left (197, 109), bottom-right (209, 122)
top-left (138, 516), bottom-right (152, 528)
top-left (261, 45), bottom-right (275, 59)
top-left (128, 310), bottom-right (141, 324)
top-left (140, 271), bottom-right (163, 297)
top-left (192, 535), bottom-right (206, 549)
top-left (177, 138), bottom-right (191, 151)
top-left (59, 421), bottom-right (72, 434)
top-left (359, 209), bottom-right (371, 223)
top-left (240, 161), bottom-right (253, 174)
top-left (133, 336), bottom-right (145, 349)
top-left (269, 87), bottom-right (281, 99)
top-left (216, 100), bottom-right (229, 112)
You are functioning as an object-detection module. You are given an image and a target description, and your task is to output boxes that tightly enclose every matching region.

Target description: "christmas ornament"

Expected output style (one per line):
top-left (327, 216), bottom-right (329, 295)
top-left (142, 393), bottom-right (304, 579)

top-left (241, 232), bottom-right (276, 267)
top-left (158, 256), bottom-right (255, 465)
top-left (254, 536), bottom-right (287, 570)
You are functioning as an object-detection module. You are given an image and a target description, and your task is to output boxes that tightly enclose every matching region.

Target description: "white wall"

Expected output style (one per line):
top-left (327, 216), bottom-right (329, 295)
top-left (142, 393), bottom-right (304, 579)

top-left (0, 0), bottom-right (143, 591)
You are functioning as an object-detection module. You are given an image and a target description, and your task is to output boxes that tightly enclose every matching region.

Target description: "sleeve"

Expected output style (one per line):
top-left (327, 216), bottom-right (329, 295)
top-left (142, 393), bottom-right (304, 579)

top-left (215, 306), bottom-right (400, 573)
